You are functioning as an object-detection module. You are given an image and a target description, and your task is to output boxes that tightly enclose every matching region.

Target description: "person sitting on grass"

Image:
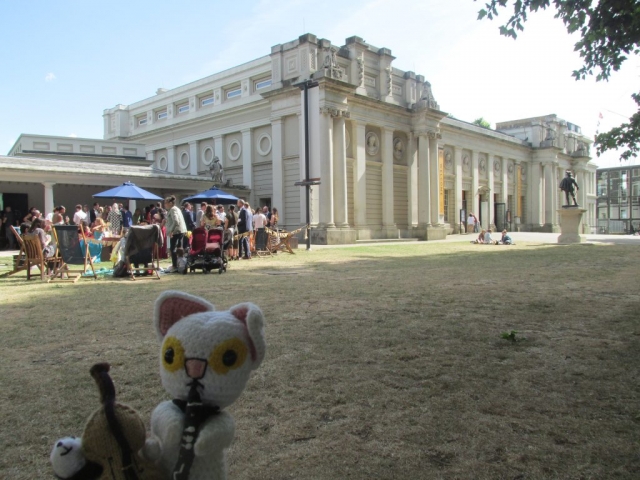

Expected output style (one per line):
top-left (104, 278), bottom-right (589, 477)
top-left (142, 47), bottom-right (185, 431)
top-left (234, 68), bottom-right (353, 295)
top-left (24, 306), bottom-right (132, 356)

top-left (484, 229), bottom-right (495, 244)
top-left (499, 229), bottom-right (513, 245)
top-left (471, 229), bottom-right (486, 244)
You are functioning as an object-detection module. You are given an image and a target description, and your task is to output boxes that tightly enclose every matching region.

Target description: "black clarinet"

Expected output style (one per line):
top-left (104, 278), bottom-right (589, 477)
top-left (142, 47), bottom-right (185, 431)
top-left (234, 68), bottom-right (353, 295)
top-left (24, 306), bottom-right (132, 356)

top-left (172, 382), bottom-right (218, 480)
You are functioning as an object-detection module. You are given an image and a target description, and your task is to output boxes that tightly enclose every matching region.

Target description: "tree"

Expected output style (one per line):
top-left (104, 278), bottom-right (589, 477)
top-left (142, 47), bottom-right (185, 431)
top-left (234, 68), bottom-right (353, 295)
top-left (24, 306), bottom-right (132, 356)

top-left (476, 0), bottom-right (640, 160)
top-left (473, 117), bottom-right (492, 128)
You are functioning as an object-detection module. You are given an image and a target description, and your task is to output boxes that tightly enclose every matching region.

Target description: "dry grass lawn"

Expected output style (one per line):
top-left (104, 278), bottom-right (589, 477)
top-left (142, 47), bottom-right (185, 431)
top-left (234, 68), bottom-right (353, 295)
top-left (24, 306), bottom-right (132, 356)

top-left (1, 240), bottom-right (639, 479)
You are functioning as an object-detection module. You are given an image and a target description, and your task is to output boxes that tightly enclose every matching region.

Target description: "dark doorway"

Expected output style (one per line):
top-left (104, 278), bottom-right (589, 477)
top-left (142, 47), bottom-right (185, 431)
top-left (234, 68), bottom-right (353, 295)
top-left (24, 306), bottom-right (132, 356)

top-left (1, 193), bottom-right (29, 224)
top-left (495, 203), bottom-right (506, 231)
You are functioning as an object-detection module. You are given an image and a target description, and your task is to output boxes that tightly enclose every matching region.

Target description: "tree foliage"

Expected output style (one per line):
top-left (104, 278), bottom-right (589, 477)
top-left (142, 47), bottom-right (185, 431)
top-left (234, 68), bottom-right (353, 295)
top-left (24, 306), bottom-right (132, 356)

top-left (473, 117), bottom-right (492, 128)
top-left (476, 0), bottom-right (640, 160)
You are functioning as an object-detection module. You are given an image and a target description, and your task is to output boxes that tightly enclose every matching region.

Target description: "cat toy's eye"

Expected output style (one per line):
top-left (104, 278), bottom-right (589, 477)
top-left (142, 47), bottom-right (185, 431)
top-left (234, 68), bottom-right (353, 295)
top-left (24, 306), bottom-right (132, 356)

top-left (209, 338), bottom-right (248, 375)
top-left (162, 336), bottom-right (185, 373)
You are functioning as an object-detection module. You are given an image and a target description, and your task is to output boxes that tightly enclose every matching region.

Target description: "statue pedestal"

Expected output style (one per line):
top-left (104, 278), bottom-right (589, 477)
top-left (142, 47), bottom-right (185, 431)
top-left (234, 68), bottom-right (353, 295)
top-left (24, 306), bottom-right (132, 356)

top-left (557, 207), bottom-right (586, 244)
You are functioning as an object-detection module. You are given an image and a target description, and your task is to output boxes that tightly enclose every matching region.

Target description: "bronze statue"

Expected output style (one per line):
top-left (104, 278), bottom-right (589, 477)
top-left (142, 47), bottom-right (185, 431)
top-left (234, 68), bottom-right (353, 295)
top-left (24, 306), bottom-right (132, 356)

top-left (559, 171), bottom-right (579, 206)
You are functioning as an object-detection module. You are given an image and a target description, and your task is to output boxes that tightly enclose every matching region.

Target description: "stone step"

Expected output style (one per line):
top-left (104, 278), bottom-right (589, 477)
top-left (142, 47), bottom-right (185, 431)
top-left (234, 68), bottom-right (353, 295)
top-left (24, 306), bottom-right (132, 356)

top-left (356, 238), bottom-right (420, 244)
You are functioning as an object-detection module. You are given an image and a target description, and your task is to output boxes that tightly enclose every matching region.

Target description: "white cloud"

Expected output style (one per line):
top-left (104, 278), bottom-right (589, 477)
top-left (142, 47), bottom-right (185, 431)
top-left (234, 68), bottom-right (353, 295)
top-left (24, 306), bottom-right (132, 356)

top-left (68, 133), bottom-right (77, 138)
top-left (45, 72), bottom-right (56, 82)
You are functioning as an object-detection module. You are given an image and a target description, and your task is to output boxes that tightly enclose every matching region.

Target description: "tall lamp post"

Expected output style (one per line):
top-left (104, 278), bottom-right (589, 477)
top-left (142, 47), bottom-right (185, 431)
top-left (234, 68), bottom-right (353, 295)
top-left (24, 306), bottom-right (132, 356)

top-left (295, 79), bottom-right (320, 251)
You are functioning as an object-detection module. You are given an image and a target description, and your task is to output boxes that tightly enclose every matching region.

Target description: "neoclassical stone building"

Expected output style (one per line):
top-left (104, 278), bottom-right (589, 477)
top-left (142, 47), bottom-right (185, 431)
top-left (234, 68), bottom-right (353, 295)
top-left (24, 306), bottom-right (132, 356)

top-left (4, 33), bottom-right (597, 243)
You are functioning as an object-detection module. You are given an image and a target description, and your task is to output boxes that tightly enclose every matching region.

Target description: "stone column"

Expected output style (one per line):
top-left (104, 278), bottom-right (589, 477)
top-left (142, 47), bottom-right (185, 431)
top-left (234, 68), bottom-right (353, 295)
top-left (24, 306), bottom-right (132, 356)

top-left (318, 108), bottom-right (334, 227)
top-left (454, 147), bottom-right (463, 233)
top-left (129, 200), bottom-right (137, 215)
top-left (488, 156), bottom-right (495, 228)
top-left (529, 162), bottom-right (543, 226)
top-left (298, 113), bottom-right (307, 225)
top-left (429, 133), bottom-right (440, 224)
top-left (333, 114), bottom-right (348, 227)
top-left (241, 129), bottom-right (252, 190)
top-left (576, 170), bottom-right (586, 207)
top-left (552, 164), bottom-right (560, 225)
top-left (543, 163), bottom-right (553, 225)
top-left (501, 157), bottom-right (509, 205)
top-left (167, 146), bottom-right (176, 173)
top-left (43, 182), bottom-right (55, 216)
top-left (407, 132), bottom-right (418, 227)
top-left (271, 118), bottom-right (284, 222)
top-left (189, 141), bottom-right (198, 176)
top-left (381, 127), bottom-right (395, 227)
top-left (354, 121), bottom-right (367, 228)
top-left (417, 134), bottom-right (431, 226)
top-left (471, 150), bottom-right (479, 220)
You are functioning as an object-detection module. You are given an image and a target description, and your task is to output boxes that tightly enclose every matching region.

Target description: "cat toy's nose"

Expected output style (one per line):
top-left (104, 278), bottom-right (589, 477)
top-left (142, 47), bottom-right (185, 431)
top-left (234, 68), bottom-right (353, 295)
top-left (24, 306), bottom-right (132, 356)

top-left (185, 358), bottom-right (207, 379)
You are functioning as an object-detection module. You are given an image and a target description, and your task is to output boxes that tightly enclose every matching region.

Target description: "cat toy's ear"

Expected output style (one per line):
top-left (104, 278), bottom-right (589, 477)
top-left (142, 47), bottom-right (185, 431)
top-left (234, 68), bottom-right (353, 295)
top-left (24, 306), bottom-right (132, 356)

top-left (230, 303), bottom-right (266, 369)
top-left (154, 291), bottom-right (215, 340)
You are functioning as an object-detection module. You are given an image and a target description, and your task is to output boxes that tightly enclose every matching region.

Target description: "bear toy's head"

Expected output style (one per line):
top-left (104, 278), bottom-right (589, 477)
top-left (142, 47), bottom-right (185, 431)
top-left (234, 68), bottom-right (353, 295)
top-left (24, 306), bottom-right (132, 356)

top-left (154, 291), bottom-right (266, 409)
top-left (50, 436), bottom-right (85, 479)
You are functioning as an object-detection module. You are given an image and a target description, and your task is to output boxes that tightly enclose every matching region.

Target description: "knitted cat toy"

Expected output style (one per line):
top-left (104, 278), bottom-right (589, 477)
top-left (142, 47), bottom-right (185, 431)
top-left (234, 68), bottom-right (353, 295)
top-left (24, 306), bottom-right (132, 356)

top-left (143, 290), bottom-right (266, 480)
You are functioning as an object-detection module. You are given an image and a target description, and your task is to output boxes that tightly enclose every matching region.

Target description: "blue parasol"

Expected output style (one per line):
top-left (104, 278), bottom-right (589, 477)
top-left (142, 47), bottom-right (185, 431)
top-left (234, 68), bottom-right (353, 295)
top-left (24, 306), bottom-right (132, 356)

top-left (181, 186), bottom-right (239, 205)
top-left (93, 182), bottom-right (163, 201)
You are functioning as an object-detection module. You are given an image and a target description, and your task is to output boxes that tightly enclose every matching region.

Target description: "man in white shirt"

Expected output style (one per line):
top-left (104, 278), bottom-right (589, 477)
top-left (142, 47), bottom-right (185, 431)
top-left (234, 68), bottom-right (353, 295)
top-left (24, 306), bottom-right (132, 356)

top-left (467, 213), bottom-right (475, 233)
top-left (72, 204), bottom-right (87, 226)
top-left (253, 208), bottom-right (267, 251)
top-left (215, 205), bottom-right (226, 223)
top-left (195, 202), bottom-right (207, 227)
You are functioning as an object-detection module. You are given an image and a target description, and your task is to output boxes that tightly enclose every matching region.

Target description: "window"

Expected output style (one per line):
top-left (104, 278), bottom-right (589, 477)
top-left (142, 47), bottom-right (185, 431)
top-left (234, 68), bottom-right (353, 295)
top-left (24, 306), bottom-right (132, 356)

top-left (138, 117), bottom-right (147, 126)
top-left (255, 78), bottom-right (272, 90)
top-left (178, 104), bottom-right (189, 114)
top-left (157, 110), bottom-right (168, 120)
top-left (226, 88), bottom-right (241, 99)
top-left (201, 96), bottom-right (214, 106)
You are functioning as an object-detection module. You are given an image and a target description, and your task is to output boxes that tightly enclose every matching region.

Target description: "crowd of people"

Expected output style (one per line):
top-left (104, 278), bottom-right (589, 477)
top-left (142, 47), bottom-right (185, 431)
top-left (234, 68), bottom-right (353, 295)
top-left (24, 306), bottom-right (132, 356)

top-left (0, 197), bottom-right (281, 273)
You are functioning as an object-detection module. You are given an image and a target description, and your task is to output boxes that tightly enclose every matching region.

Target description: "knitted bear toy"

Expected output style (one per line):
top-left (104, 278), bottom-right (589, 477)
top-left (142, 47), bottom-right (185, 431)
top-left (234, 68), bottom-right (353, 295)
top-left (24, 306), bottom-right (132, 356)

top-left (50, 363), bottom-right (164, 480)
top-left (143, 291), bottom-right (266, 480)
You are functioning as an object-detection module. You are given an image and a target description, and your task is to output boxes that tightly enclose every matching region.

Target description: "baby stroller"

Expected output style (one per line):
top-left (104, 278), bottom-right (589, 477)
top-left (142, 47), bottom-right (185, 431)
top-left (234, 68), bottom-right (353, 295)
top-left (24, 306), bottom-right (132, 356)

top-left (185, 227), bottom-right (227, 274)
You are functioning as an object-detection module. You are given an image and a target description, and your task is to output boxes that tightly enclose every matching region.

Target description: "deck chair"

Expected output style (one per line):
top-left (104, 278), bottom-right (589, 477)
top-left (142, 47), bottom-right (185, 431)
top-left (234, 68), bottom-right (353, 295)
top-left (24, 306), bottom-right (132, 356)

top-left (124, 225), bottom-right (162, 280)
top-left (49, 225), bottom-right (97, 283)
top-left (0, 225), bottom-right (27, 277)
top-left (22, 234), bottom-right (58, 281)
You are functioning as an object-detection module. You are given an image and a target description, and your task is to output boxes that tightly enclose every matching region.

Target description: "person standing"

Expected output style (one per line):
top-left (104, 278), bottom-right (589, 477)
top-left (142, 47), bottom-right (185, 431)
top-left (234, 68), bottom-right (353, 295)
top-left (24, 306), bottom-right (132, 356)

top-left (182, 202), bottom-right (195, 231)
top-left (195, 202), bottom-right (207, 227)
top-left (164, 195), bottom-right (187, 273)
top-left (237, 199), bottom-right (252, 260)
top-left (269, 207), bottom-right (279, 228)
top-left (90, 202), bottom-right (100, 225)
top-left (3, 206), bottom-right (16, 250)
top-left (467, 213), bottom-right (475, 234)
top-left (215, 205), bottom-right (226, 224)
top-left (121, 204), bottom-right (133, 235)
top-left (73, 204), bottom-right (87, 226)
top-left (226, 204), bottom-right (238, 259)
top-left (253, 207), bottom-right (267, 251)
top-left (107, 203), bottom-right (122, 235)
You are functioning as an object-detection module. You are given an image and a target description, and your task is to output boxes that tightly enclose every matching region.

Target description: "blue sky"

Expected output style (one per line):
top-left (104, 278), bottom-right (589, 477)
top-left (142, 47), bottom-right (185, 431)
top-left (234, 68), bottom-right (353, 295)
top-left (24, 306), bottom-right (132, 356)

top-left (1, 0), bottom-right (638, 167)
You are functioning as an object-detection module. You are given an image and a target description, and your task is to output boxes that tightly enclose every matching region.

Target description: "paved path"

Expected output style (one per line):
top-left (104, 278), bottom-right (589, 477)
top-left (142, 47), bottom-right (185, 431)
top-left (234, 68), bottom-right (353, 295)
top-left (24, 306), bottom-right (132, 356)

top-left (310, 232), bottom-right (640, 249)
